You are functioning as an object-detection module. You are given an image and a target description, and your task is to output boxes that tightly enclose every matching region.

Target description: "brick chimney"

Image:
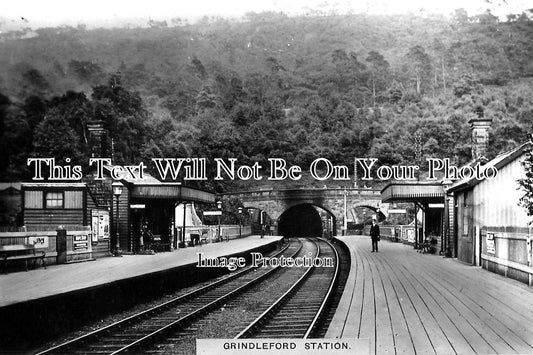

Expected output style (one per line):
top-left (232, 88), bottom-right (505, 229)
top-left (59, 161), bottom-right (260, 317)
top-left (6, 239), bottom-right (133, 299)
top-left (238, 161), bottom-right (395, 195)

top-left (87, 120), bottom-right (106, 158)
top-left (468, 114), bottom-right (492, 161)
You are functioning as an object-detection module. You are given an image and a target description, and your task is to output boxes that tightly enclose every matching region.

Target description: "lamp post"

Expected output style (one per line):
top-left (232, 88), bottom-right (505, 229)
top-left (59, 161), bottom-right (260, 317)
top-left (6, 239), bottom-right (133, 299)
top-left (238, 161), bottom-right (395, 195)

top-left (363, 210), bottom-right (367, 235)
top-left (250, 210), bottom-right (254, 233)
top-left (343, 189), bottom-right (348, 236)
top-left (112, 182), bottom-right (123, 254)
top-left (217, 200), bottom-right (222, 242)
top-left (260, 210), bottom-right (264, 238)
top-left (238, 206), bottom-right (243, 238)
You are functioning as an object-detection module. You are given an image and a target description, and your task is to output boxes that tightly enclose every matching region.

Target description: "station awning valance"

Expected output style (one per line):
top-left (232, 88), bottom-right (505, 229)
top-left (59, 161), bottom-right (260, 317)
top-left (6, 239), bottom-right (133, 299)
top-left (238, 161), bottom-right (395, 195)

top-left (131, 183), bottom-right (215, 203)
top-left (381, 182), bottom-right (445, 203)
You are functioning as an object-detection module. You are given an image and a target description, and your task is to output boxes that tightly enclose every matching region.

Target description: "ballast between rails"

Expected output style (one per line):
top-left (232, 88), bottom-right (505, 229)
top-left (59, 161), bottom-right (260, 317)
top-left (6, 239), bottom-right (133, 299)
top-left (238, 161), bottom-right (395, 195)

top-left (234, 237), bottom-right (339, 339)
top-left (107, 246), bottom-right (303, 354)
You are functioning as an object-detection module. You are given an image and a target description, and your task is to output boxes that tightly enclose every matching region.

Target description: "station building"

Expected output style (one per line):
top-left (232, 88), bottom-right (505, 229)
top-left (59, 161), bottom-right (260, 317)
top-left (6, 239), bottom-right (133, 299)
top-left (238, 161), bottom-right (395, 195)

top-left (448, 141), bottom-right (533, 284)
top-left (1, 122), bottom-right (215, 265)
top-left (381, 115), bottom-right (533, 285)
top-left (19, 169), bottom-right (215, 262)
top-left (21, 182), bottom-right (110, 261)
top-left (83, 165), bottom-right (215, 253)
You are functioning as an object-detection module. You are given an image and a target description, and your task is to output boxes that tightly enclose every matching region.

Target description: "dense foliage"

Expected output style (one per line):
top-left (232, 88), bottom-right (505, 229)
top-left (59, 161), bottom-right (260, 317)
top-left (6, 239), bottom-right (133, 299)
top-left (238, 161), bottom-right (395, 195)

top-left (1, 10), bottom-right (533, 192)
top-left (518, 144), bottom-right (533, 220)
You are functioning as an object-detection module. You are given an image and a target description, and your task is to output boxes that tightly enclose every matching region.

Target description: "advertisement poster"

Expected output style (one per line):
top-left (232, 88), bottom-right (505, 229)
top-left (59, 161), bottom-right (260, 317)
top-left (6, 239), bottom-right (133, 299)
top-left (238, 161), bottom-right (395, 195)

top-left (1, 1), bottom-right (533, 354)
top-left (72, 234), bottom-right (90, 251)
top-left (92, 209), bottom-right (110, 241)
top-left (486, 232), bottom-right (496, 255)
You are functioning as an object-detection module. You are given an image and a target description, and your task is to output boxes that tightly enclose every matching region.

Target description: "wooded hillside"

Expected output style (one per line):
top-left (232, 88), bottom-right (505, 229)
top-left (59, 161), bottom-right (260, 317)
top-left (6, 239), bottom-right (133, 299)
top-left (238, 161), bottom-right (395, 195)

top-left (1, 10), bottom-right (533, 191)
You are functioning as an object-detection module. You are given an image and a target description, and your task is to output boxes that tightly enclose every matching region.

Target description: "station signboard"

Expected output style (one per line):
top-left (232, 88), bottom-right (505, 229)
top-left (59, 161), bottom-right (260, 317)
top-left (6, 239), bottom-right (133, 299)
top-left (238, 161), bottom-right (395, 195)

top-left (73, 234), bottom-right (90, 251)
top-left (29, 236), bottom-right (48, 248)
top-left (203, 211), bottom-right (222, 216)
top-left (388, 209), bottom-right (407, 213)
top-left (486, 232), bottom-right (495, 254)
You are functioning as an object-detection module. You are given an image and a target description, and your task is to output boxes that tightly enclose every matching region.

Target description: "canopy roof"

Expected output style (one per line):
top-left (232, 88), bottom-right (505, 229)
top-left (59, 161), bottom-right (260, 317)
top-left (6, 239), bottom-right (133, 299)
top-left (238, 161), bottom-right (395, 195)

top-left (102, 165), bottom-right (216, 204)
top-left (130, 183), bottom-right (215, 203)
top-left (381, 181), bottom-right (445, 204)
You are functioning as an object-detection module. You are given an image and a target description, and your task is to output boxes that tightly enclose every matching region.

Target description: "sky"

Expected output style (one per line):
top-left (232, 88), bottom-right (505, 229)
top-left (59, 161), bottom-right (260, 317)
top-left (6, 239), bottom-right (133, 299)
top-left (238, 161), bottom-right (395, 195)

top-left (1, 0), bottom-right (531, 30)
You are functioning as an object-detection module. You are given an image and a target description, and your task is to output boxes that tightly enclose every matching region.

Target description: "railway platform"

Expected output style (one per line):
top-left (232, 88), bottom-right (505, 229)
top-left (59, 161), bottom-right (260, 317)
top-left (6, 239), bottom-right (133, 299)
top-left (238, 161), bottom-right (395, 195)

top-left (327, 235), bottom-right (533, 355)
top-left (0, 234), bottom-right (282, 308)
top-left (0, 235), bottom-right (282, 351)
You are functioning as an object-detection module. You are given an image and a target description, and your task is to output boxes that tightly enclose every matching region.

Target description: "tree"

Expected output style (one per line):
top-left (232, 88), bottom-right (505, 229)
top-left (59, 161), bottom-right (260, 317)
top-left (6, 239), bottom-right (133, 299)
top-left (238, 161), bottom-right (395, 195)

top-left (405, 45), bottom-right (432, 96)
top-left (518, 144), bottom-right (533, 221)
top-left (92, 73), bottom-right (149, 164)
top-left (330, 49), bottom-right (367, 103)
top-left (220, 197), bottom-right (246, 224)
top-left (195, 86), bottom-right (217, 113)
top-left (48, 91), bottom-right (93, 149)
top-left (432, 39), bottom-right (449, 96)
top-left (22, 95), bottom-right (47, 132)
top-left (190, 56), bottom-right (207, 79)
top-left (0, 92), bottom-right (11, 179)
top-left (22, 69), bottom-right (50, 91)
top-left (32, 111), bottom-right (84, 166)
top-left (388, 81), bottom-right (404, 104)
top-left (244, 73), bottom-right (269, 113)
top-left (1, 98), bottom-right (35, 179)
top-left (365, 51), bottom-right (390, 106)
top-left (453, 8), bottom-right (470, 24)
top-left (453, 72), bottom-right (482, 98)
top-left (148, 19), bottom-right (168, 28)
top-left (16, 67), bottom-right (51, 97)
top-left (68, 60), bottom-right (105, 85)
top-left (222, 77), bottom-right (246, 110)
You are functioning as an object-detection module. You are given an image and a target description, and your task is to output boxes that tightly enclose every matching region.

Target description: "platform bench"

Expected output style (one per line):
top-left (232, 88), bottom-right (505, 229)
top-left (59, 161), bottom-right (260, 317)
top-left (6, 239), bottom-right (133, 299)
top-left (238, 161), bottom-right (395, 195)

top-left (418, 239), bottom-right (430, 253)
top-left (199, 230), bottom-right (209, 245)
top-left (149, 235), bottom-right (170, 253)
top-left (0, 244), bottom-right (46, 272)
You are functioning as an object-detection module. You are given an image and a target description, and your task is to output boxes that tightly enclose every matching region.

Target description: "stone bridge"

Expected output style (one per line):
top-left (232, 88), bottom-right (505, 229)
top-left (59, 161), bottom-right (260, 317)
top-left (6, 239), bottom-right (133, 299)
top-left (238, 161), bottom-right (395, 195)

top-left (222, 188), bottom-right (385, 236)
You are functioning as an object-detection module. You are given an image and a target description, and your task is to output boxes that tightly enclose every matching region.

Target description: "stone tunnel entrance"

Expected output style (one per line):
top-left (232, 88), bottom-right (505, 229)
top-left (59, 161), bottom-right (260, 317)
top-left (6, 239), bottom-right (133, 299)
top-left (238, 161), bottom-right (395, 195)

top-left (277, 204), bottom-right (335, 238)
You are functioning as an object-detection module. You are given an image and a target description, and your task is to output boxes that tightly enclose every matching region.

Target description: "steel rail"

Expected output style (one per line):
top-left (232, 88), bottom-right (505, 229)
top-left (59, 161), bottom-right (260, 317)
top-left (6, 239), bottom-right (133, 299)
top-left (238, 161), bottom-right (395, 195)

top-left (109, 239), bottom-right (305, 354)
top-left (233, 238), bottom-right (322, 339)
top-left (37, 239), bottom-right (298, 355)
top-left (303, 237), bottom-right (340, 338)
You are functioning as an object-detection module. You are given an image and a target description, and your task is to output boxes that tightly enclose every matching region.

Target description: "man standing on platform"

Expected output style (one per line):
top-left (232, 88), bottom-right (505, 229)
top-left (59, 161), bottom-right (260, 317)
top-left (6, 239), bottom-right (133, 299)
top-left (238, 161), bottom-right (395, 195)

top-left (370, 217), bottom-right (380, 252)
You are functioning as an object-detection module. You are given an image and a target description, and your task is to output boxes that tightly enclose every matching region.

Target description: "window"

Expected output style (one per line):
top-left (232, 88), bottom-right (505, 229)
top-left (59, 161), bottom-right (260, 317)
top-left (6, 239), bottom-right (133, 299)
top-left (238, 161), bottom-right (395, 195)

top-left (24, 191), bottom-right (43, 208)
top-left (45, 192), bottom-right (64, 208)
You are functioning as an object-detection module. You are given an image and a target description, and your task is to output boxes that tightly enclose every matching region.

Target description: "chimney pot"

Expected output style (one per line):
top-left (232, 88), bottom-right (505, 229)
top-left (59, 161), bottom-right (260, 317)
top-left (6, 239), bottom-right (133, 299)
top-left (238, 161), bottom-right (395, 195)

top-left (468, 117), bottom-right (492, 160)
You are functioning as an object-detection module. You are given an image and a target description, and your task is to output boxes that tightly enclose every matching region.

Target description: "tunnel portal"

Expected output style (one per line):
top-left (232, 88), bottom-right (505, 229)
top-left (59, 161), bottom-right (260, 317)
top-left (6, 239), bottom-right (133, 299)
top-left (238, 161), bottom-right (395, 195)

top-left (277, 204), bottom-right (325, 238)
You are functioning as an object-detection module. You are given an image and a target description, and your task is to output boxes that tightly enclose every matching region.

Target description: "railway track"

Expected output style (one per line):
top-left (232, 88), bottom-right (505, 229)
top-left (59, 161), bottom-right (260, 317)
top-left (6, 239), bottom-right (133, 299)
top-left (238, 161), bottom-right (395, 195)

top-left (37, 239), bottom-right (302, 355)
top-left (235, 237), bottom-right (339, 339)
top-left (312, 238), bottom-right (350, 338)
top-left (144, 238), bottom-right (323, 354)
top-left (38, 237), bottom-right (341, 354)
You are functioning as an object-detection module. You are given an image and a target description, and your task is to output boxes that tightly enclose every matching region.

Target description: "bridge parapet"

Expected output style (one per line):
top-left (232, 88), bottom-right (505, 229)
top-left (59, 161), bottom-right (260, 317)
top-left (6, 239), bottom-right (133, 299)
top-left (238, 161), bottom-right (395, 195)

top-left (223, 187), bottom-right (381, 201)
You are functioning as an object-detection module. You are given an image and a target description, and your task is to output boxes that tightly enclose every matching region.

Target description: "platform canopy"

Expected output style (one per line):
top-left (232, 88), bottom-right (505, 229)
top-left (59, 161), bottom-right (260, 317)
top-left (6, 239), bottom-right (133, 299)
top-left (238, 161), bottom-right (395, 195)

top-left (381, 181), bottom-right (445, 204)
top-left (130, 182), bottom-right (215, 203)
top-left (97, 164), bottom-right (216, 204)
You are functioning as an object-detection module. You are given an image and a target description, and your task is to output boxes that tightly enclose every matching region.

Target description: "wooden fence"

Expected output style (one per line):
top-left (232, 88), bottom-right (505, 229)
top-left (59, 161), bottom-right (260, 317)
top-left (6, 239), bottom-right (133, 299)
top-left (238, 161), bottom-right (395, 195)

top-left (0, 228), bottom-right (108, 265)
top-left (481, 228), bottom-right (532, 286)
top-left (362, 225), bottom-right (416, 244)
top-left (176, 225), bottom-right (252, 244)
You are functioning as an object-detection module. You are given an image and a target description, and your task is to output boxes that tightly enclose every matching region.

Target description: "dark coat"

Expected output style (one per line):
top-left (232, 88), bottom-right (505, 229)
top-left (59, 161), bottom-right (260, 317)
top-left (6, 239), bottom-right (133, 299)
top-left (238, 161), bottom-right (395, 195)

top-left (370, 223), bottom-right (380, 241)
